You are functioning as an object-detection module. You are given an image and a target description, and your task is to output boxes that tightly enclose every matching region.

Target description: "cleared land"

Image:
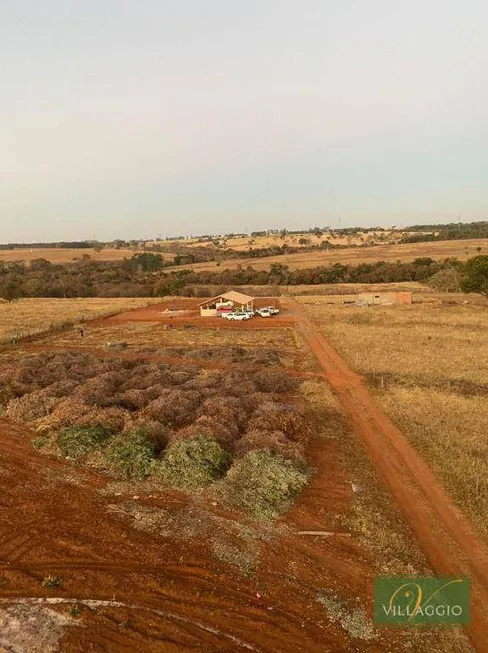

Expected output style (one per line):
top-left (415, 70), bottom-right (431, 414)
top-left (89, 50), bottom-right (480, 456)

top-left (0, 247), bottom-right (137, 264)
top-left (300, 298), bottom-right (488, 539)
top-left (162, 238), bottom-right (488, 273)
top-left (0, 299), bottom-right (470, 652)
top-left (0, 297), bottom-right (161, 343)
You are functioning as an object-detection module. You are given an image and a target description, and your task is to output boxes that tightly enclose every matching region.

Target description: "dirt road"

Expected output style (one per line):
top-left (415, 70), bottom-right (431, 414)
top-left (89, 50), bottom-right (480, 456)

top-left (287, 298), bottom-right (488, 651)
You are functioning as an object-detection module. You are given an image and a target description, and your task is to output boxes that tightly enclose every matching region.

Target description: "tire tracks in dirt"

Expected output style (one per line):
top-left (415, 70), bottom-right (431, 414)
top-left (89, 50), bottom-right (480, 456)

top-left (287, 298), bottom-right (488, 652)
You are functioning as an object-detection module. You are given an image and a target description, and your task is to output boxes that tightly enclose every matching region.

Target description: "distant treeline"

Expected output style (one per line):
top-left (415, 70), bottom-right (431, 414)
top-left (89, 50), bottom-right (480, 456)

top-left (399, 221), bottom-right (488, 243)
top-left (1, 253), bottom-right (487, 299)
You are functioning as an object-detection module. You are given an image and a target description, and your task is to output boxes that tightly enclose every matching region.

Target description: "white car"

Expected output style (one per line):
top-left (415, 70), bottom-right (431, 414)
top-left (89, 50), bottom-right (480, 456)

top-left (225, 311), bottom-right (250, 321)
top-left (256, 308), bottom-right (272, 317)
top-left (265, 306), bottom-right (279, 315)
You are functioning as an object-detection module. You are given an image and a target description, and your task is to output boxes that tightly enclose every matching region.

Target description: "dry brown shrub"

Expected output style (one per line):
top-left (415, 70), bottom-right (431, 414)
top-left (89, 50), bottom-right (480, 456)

top-left (253, 368), bottom-right (299, 393)
top-left (249, 404), bottom-right (311, 443)
top-left (6, 391), bottom-right (61, 423)
top-left (235, 429), bottom-right (305, 461)
top-left (116, 389), bottom-right (149, 410)
top-left (200, 396), bottom-right (248, 434)
top-left (124, 419), bottom-right (168, 454)
top-left (143, 388), bottom-right (202, 427)
top-left (167, 418), bottom-right (235, 451)
top-left (75, 406), bottom-right (130, 432)
top-left (74, 372), bottom-right (125, 406)
top-left (35, 398), bottom-right (89, 432)
top-left (220, 370), bottom-right (256, 396)
top-left (143, 385), bottom-right (166, 401)
top-left (184, 372), bottom-right (220, 391)
top-left (44, 379), bottom-right (80, 398)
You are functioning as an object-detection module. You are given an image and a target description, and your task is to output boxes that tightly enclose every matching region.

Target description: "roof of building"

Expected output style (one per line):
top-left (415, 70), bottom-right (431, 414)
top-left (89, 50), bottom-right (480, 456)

top-left (199, 290), bottom-right (255, 306)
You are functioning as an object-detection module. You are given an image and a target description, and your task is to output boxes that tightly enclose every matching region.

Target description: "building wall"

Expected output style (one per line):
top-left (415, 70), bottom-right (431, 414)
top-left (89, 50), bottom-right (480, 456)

top-left (358, 292), bottom-right (413, 305)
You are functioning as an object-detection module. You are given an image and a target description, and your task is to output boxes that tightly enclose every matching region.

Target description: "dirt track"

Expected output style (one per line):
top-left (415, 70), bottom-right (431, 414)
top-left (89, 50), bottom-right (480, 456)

top-left (287, 298), bottom-right (488, 652)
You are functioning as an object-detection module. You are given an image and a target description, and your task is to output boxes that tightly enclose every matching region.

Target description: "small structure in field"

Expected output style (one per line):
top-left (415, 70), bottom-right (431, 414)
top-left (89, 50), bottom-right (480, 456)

top-left (357, 291), bottom-right (412, 306)
top-left (199, 290), bottom-right (255, 317)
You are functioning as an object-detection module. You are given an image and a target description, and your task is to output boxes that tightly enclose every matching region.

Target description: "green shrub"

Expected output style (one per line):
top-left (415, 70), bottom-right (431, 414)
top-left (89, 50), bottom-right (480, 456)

top-left (220, 451), bottom-right (310, 520)
top-left (103, 429), bottom-right (155, 480)
top-left (158, 435), bottom-right (230, 490)
top-left (58, 425), bottom-right (110, 461)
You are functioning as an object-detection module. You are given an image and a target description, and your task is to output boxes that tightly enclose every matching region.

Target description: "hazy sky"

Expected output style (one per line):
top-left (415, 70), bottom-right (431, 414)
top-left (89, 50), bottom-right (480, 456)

top-left (1, 0), bottom-right (487, 242)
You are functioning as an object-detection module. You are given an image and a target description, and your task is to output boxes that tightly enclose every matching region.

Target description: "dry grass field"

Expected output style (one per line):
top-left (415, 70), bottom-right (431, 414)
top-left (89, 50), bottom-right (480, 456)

top-left (301, 298), bottom-right (488, 538)
top-left (163, 237), bottom-right (488, 273)
top-left (180, 229), bottom-right (407, 251)
top-left (0, 247), bottom-right (136, 264)
top-left (0, 297), bottom-right (161, 343)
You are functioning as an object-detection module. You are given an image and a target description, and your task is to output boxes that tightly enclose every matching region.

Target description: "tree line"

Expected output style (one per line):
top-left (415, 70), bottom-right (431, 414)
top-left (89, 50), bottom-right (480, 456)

top-left (0, 253), bottom-right (487, 300)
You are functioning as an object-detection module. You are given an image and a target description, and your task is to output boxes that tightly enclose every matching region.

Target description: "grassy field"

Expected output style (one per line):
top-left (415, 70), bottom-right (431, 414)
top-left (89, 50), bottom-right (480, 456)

top-left (0, 247), bottom-right (139, 264)
top-left (302, 299), bottom-right (488, 538)
top-left (163, 237), bottom-right (488, 273)
top-left (0, 298), bottom-right (161, 343)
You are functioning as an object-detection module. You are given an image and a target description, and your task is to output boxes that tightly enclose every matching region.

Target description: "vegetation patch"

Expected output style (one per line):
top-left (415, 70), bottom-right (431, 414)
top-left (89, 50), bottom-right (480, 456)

top-left (101, 429), bottom-right (155, 480)
top-left (219, 451), bottom-right (310, 520)
top-left (58, 425), bottom-right (111, 461)
top-left (158, 435), bottom-right (230, 490)
top-left (317, 591), bottom-right (376, 641)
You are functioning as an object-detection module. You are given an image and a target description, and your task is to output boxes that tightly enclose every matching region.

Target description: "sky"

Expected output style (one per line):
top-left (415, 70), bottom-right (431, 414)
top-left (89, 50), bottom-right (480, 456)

top-left (1, 0), bottom-right (487, 242)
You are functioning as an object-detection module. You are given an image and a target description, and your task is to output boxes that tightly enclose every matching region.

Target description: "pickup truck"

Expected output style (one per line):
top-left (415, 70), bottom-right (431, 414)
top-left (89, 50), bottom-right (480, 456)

top-left (256, 308), bottom-right (272, 317)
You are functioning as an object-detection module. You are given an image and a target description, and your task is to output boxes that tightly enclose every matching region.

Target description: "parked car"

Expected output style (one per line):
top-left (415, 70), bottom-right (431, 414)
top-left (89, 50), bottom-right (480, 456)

top-left (244, 308), bottom-right (256, 316)
top-left (225, 311), bottom-right (250, 321)
top-left (264, 306), bottom-right (279, 315)
top-left (256, 308), bottom-right (272, 317)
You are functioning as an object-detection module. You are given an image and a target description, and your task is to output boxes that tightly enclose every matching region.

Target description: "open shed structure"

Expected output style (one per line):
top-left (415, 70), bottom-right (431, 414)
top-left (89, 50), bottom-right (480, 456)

top-left (199, 291), bottom-right (255, 317)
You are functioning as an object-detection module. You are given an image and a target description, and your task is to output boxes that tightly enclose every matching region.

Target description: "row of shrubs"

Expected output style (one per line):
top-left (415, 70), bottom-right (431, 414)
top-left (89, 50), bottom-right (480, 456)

top-left (1, 351), bottom-right (314, 519)
top-left (45, 426), bottom-right (310, 520)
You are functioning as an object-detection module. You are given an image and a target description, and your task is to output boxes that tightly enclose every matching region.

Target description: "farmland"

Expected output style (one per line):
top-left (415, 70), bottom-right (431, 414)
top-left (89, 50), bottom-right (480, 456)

top-left (0, 297), bottom-right (161, 344)
top-left (0, 298), bottom-right (473, 652)
top-left (0, 247), bottom-right (137, 264)
top-left (161, 237), bottom-right (488, 273)
top-left (300, 298), bottom-right (488, 538)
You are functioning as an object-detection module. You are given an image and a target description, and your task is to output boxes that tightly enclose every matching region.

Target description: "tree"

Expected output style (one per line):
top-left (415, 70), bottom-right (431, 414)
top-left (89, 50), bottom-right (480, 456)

top-left (427, 267), bottom-right (461, 293)
top-left (461, 255), bottom-right (488, 296)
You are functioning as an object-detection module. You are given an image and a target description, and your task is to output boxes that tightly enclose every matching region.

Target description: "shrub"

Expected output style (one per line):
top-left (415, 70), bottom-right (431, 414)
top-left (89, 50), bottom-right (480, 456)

top-left (58, 425), bottom-right (111, 461)
top-left (102, 429), bottom-right (155, 480)
top-left (253, 369), bottom-right (299, 393)
top-left (144, 389), bottom-right (201, 427)
top-left (41, 575), bottom-right (63, 589)
top-left (75, 406), bottom-right (130, 432)
top-left (235, 429), bottom-right (305, 461)
top-left (200, 396), bottom-right (248, 434)
top-left (124, 418), bottom-right (168, 454)
top-left (248, 404), bottom-right (311, 442)
top-left (158, 435), bottom-right (231, 490)
top-left (219, 451), bottom-right (309, 520)
top-left (6, 390), bottom-right (60, 423)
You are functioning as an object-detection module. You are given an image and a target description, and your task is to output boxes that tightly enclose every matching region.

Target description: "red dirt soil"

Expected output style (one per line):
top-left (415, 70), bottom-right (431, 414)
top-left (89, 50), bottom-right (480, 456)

top-left (95, 299), bottom-right (297, 329)
top-left (287, 298), bottom-right (488, 652)
top-left (0, 422), bottom-right (388, 652)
